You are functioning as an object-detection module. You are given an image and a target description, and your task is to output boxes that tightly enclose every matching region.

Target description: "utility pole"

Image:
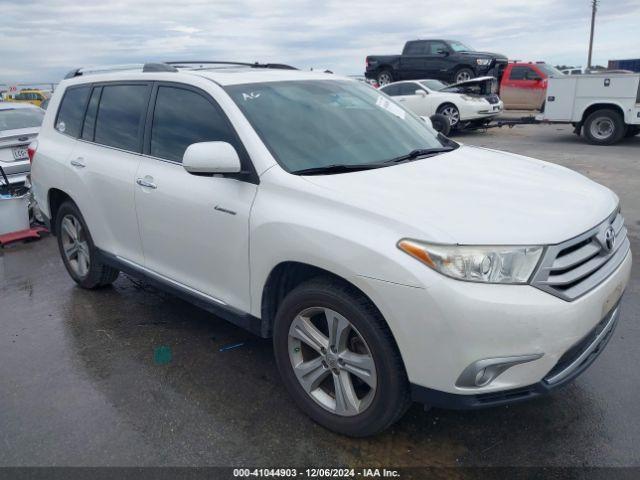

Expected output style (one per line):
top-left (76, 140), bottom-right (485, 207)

top-left (587, 0), bottom-right (598, 68)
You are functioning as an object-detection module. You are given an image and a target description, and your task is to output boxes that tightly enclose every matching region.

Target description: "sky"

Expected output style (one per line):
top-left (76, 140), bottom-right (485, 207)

top-left (1, 0), bottom-right (639, 85)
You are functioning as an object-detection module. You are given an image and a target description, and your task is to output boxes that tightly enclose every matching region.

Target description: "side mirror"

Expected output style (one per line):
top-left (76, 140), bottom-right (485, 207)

top-left (182, 141), bottom-right (241, 174)
top-left (437, 49), bottom-right (449, 56)
top-left (528, 73), bottom-right (542, 81)
top-left (415, 89), bottom-right (427, 97)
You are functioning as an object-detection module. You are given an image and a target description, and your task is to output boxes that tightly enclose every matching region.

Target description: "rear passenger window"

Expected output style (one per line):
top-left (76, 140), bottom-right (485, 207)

top-left (94, 84), bottom-right (149, 152)
top-left (150, 86), bottom-right (237, 163)
top-left (56, 86), bottom-right (91, 137)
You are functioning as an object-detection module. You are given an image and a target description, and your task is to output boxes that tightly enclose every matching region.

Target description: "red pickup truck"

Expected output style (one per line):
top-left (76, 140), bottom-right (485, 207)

top-left (499, 62), bottom-right (564, 110)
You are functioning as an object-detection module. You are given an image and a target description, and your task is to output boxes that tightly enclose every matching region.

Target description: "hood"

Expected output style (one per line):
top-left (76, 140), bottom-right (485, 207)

top-left (440, 76), bottom-right (496, 95)
top-left (459, 51), bottom-right (508, 60)
top-left (300, 146), bottom-right (617, 245)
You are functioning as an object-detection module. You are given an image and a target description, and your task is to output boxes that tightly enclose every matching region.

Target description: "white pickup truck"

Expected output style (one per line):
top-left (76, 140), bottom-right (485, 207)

top-left (537, 73), bottom-right (640, 145)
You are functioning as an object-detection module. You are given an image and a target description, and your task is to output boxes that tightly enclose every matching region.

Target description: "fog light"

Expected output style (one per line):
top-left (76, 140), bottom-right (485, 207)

top-left (456, 353), bottom-right (543, 389)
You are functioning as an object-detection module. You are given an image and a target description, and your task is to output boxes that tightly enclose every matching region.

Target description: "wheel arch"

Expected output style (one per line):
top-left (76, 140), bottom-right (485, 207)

top-left (261, 262), bottom-right (374, 336)
top-left (580, 102), bottom-right (626, 124)
top-left (47, 188), bottom-right (77, 235)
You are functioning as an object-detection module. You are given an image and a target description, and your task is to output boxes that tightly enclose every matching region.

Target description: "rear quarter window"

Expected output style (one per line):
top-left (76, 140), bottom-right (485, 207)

top-left (56, 86), bottom-right (91, 137)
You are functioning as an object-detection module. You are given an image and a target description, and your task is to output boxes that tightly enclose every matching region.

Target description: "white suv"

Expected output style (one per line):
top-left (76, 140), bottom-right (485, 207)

top-left (31, 62), bottom-right (632, 437)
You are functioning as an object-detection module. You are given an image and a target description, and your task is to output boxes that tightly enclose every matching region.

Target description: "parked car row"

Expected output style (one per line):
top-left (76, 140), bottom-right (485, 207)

top-left (380, 77), bottom-right (503, 130)
top-left (0, 103), bottom-right (44, 186)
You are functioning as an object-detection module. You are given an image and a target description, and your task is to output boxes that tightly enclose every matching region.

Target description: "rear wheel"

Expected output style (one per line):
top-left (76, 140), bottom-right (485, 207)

top-left (273, 278), bottom-right (411, 437)
top-left (583, 109), bottom-right (626, 145)
top-left (376, 70), bottom-right (393, 86)
top-left (56, 201), bottom-right (119, 289)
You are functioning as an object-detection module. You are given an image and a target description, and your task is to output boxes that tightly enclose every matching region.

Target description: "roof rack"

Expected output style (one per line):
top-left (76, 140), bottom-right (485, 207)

top-left (63, 61), bottom-right (297, 80)
top-left (165, 61), bottom-right (298, 70)
top-left (64, 62), bottom-right (180, 79)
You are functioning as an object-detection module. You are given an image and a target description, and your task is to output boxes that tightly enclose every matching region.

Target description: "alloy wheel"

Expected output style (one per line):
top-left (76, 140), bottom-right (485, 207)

top-left (377, 72), bottom-right (392, 86)
top-left (455, 70), bottom-right (472, 82)
top-left (288, 307), bottom-right (377, 416)
top-left (441, 106), bottom-right (460, 126)
top-left (60, 214), bottom-right (90, 278)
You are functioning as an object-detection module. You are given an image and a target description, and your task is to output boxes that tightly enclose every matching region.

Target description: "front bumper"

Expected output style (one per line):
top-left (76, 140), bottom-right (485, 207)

top-left (411, 300), bottom-right (622, 409)
top-left (353, 250), bottom-right (632, 402)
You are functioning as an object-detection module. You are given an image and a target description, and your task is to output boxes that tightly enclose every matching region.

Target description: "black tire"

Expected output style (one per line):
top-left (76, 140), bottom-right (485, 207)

top-left (376, 69), bottom-right (394, 86)
top-left (429, 113), bottom-right (451, 136)
top-left (55, 201), bottom-right (119, 289)
top-left (437, 103), bottom-right (460, 130)
top-left (273, 278), bottom-right (411, 437)
top-left (453, 67), bottom-right (474, 83)
top-left (624, 125), bottom-right (639, 137)
top-left (582, 109), bottom-right (626, 145)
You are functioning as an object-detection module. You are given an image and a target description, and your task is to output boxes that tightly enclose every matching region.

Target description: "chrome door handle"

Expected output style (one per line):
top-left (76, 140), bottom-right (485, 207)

top-left (70, 158), bottom-right (86, 168)
top-left (136, 178), bottom-right (157, 189)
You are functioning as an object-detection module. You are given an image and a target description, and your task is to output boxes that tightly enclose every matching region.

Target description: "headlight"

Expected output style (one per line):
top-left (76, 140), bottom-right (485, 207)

top-left (397, 239), bottom-right (543, 284)
top-left (476, 58), bottom-right (491, 66)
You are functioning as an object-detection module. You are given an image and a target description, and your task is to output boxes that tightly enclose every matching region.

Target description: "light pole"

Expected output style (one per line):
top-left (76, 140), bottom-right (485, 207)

top-left (587, 0), bottom-right (598, 69)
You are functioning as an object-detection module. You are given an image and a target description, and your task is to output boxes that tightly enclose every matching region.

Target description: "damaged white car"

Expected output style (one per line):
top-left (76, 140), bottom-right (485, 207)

top-left (380, 76), bottom-right (503, 130)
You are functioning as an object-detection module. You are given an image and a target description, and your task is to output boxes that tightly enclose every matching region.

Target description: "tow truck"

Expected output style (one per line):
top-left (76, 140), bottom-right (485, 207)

top-left (487, 72), bottom-right (640, 145)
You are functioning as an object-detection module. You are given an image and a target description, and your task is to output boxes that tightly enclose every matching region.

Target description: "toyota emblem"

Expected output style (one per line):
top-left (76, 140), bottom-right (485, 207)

top-left (603, 226), bottom-right (615, 252)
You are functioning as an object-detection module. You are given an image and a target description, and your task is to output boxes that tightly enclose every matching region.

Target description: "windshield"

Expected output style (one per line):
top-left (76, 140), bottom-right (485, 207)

top-left (225, 80), bottom-right (451, 173)
top-left (536, 64), bottom-right (563, 78)
top-left (0, 107), bottom-right (44, 130)
top-left (420, 80), bottom-right (447, 91)
top-left (448, 41), bottom-right (473, 52)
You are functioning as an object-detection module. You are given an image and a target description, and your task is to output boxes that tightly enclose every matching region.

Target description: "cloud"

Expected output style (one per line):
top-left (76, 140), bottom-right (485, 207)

top-left (0, 0), bottom-right (638, 85)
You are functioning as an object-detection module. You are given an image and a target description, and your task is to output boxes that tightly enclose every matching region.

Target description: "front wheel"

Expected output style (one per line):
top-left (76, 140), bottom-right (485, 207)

top-left (453, 67), bottom-right (474, 83)
top-left (273, 278), bottom-right (411, 437)
top-left (582, 109), bottom-right (626, 145)
top-left (56, 201), bottom-right (120, 289)
top-left (437, 103), bottom-right (460, 129)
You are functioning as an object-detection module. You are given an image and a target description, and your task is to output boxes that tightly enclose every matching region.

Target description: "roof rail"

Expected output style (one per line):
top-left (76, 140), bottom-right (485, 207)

top-left (62, 60), bottom-right (296, 80)
top-left (64, 62), bottom-right (179, 79)
top-left (166, 61), bottom-right (298, 70)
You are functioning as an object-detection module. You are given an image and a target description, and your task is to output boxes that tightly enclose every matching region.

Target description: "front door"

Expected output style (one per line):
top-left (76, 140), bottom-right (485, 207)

top-left (134, 84), bottom-right (257, 312)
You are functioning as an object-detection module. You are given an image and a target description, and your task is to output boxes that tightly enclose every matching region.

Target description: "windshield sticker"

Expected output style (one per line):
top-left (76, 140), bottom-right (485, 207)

top-left (376, 96), bottom-right (405, 119)
top-left (242, 92), bottom-right (261, 101)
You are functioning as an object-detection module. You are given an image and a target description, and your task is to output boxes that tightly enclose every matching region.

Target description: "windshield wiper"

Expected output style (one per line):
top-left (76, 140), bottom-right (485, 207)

top-left (292, 163), bottom-right (386, 175)
top-left (383, 146), bottom-right (456, 164)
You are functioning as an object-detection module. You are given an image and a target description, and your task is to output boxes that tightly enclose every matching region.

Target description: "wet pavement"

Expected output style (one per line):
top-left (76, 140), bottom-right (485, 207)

top-left (1, 124), bottom-right (639, 467)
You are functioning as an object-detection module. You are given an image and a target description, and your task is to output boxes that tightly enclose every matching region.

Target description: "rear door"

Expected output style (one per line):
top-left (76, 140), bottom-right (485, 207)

top-left (134, 83), bottom-right (257, 311)
top-left (399, 41), bottom-right (428, 80)
top-left (64, 82), bottom-right (150, 265)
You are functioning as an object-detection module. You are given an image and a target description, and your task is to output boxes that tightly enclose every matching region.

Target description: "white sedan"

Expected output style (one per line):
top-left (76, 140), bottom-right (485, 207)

top-left (380, 77), bottom-right (504, 130)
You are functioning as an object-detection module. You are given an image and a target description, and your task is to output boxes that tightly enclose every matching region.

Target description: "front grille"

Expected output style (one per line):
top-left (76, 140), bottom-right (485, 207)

top-left (531, 210), bottom-right (630, 301)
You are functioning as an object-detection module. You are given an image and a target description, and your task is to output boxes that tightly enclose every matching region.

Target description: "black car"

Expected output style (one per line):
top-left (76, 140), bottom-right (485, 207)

top-left (365, 39), bottom-right (508, 86)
